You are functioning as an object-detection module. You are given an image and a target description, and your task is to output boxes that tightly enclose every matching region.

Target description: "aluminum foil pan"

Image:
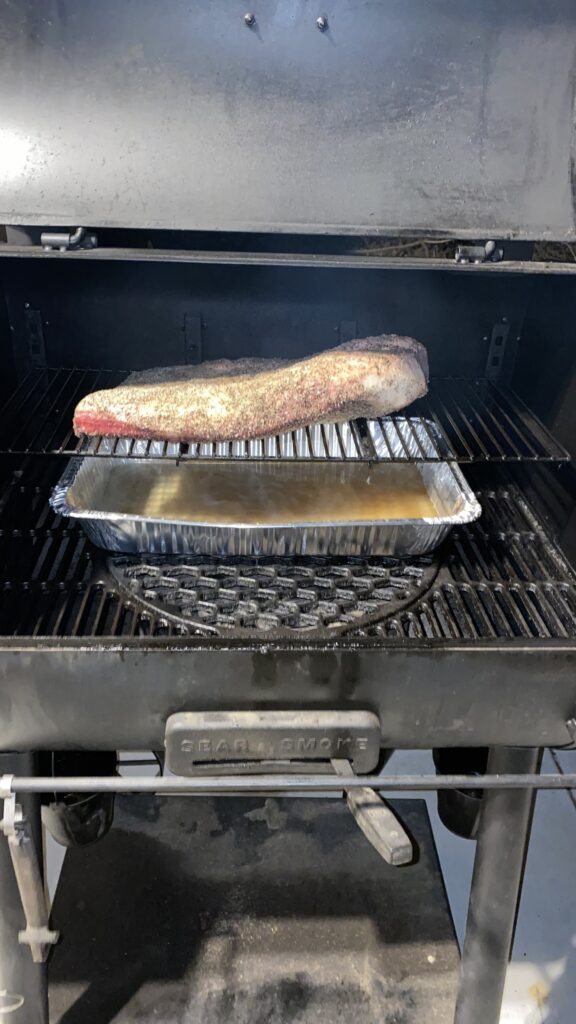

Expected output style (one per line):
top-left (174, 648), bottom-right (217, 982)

top-left (50, 447), bottom-right (481, 560)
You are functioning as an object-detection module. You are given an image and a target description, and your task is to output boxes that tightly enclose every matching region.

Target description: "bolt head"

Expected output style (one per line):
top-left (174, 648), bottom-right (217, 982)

top-left (316, 15), bottom-right (328, 31)
top-left (244, 12), bottom-right (255, 26)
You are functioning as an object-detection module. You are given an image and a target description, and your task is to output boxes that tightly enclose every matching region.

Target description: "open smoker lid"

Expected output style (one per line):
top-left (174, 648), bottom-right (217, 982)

top-left (1, 0), bottom-right (575, 240)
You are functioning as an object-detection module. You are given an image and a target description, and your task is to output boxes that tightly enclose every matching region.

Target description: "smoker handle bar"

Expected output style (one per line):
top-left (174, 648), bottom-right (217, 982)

top-left (0, 771), bottom-right (574, 794)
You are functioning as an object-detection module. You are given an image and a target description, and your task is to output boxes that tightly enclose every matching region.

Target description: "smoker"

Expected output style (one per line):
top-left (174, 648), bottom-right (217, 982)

top-left (0, 2), bottom-right (575, 1023)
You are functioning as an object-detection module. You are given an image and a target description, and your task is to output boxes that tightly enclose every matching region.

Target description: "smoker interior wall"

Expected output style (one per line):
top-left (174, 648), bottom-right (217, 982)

top-left (2, 258), bottom-right (534, 381)
top-left (513, 275), bottom-right (576, 458)
top-left (0, 254), bottom-right (574, 572)
top-left (2, 255), bottom-right (576, 447)
top-left (0, 274), bottom-right (15, 401)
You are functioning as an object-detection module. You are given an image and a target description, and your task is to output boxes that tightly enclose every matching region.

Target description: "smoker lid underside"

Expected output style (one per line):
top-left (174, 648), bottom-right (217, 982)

top-left (1, 0), bottom-right (575, 240)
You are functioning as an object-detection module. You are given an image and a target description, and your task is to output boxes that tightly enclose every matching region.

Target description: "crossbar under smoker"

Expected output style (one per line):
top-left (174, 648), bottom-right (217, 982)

top-left (0, 771), bottom-right (574, 793)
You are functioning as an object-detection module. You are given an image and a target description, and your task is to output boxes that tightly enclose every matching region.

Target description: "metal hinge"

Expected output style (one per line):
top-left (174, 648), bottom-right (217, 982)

top-left (0, 777), bottom-right (59, 963)
top-left (40, 226), bottom-right (98, 252)
top-left (455, 240), bottom-right (503, 265)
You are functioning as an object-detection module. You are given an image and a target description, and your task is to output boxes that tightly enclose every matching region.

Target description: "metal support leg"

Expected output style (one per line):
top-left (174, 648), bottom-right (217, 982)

top-left (454, 746), bottom-right (541, 1024)
top-left (0, 754), bottom-right (49, 1024)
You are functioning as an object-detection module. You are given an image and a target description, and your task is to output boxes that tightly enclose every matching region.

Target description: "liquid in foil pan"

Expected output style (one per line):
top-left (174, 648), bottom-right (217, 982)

top-left (51, 422), bottom-right (481, 557)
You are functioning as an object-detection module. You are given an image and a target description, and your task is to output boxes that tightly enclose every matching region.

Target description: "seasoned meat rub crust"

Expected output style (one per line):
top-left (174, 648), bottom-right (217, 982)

top-left (73, 335), bottom-right (428, 443)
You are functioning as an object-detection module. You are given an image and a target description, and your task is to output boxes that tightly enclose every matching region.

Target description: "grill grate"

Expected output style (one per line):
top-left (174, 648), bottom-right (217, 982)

top-left (0, 456), bottom-right (574, 641)
top-left (0, 368), bottom-right (569, 463)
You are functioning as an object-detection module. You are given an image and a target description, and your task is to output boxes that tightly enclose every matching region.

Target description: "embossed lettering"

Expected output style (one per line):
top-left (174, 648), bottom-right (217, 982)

top-left (335, 736), bottom-right (352, 752)
top-left (297, 737), bottom-right (317, 754)
top-left (173, 725), bottom-right (375, 769)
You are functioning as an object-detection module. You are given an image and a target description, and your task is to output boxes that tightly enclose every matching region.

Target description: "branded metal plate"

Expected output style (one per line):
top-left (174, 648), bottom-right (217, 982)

top-left (165, 710), bottom-right (381, 776)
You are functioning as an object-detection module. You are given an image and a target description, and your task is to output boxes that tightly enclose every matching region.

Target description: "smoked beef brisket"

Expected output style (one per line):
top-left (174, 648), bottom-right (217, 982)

top-left (73, 336), bottom-right (428, 443)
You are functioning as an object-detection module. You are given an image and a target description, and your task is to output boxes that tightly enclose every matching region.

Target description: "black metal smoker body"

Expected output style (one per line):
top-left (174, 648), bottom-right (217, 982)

top-left (0, 2), bottom-right (575, 1022)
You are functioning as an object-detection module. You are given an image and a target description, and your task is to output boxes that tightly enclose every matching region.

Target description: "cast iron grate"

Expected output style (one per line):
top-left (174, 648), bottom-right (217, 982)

top-left (0, 456), bottom-right (574, 641)
top-left (106, 556), bottom-right (438, 635)
top-left (0, 367), bottom-right (569, 463)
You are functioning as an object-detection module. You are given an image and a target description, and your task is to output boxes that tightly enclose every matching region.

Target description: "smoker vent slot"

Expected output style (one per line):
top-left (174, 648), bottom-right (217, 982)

top-left (0, 368), bottom-right (568, 463)
top-left (0, 457), bottom-right (574, 642)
